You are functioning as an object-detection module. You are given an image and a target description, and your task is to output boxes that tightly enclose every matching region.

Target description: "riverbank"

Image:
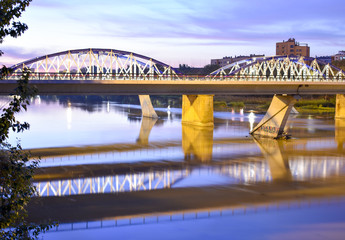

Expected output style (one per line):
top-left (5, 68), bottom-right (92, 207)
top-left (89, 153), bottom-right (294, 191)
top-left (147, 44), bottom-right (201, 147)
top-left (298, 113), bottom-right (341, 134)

top-left (214, 95), bottom-right (336, 114)
top-left (36, 95), bottom-right (336, 115)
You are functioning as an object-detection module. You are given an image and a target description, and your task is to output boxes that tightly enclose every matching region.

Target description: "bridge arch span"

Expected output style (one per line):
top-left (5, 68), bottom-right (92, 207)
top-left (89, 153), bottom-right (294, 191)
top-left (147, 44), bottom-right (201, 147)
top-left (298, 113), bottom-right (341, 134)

top-left (10, 48), bottom-right (178, 79)
top-left (210, 55), bottom-right (345, 82)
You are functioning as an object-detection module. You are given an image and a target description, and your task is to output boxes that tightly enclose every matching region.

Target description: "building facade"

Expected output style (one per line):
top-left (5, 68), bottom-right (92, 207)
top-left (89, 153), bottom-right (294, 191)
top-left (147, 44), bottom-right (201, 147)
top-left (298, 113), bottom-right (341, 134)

top-left (276, 38), bottom-right (310, 57)
top-left (332, 51), bottom-right (345, 61)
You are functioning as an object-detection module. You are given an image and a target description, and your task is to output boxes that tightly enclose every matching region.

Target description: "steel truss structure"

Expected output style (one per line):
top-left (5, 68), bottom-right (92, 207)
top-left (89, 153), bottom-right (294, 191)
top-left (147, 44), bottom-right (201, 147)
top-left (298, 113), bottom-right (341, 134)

top-left (6, 51), bottom-right (345, 82)
top-left (9, 48), bottom-right (179, 80)
top-left (209, 56), bottom-right (345, 82)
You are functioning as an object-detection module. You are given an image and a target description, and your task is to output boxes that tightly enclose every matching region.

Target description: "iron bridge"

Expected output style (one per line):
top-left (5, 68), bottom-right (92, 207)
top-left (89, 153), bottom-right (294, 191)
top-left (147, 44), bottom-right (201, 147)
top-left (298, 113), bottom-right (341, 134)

top-left (4, 48), bottom-right (345, 82)
top-left (1, 48), bottom-right (345, 95)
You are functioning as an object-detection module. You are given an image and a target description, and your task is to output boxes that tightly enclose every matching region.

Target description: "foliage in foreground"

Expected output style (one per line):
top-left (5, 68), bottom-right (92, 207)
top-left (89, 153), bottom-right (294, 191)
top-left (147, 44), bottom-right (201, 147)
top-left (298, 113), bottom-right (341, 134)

top-left (0, 0), bottom-right (32, 56)
top-left (0, 70), bottom-right (54, 239)
top-left (0, 1), bottom-right (57, 237)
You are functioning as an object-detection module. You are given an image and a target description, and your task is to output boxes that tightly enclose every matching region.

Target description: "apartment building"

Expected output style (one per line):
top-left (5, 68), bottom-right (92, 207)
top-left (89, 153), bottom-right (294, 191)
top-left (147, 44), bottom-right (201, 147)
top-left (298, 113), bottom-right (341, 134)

top-left (276, 38), bottom-right (310, 57)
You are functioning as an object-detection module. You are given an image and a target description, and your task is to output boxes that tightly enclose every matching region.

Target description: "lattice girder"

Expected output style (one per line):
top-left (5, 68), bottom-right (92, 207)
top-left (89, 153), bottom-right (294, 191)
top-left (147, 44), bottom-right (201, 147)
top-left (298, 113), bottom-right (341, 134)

top-left (10, 48), bottom-right (179, 80)
top-left (209, 56), bottom-right (345, 82)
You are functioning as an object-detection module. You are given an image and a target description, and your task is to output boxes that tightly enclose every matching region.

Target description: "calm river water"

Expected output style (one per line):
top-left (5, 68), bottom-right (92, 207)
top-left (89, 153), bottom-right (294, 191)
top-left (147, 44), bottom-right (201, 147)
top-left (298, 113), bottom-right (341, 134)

top-left (4, 96), bottom-right (345, 240)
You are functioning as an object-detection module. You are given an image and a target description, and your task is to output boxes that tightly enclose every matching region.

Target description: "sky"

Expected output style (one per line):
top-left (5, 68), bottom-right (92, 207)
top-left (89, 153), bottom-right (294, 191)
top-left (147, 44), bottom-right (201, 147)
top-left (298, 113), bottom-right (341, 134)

top-left (1, 0), bottom-right (345, 67)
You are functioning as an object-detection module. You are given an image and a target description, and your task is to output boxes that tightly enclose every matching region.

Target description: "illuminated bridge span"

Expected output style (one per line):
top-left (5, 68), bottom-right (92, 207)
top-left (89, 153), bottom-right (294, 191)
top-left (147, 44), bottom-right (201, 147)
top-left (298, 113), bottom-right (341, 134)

top-left (34, 157), bottom-right (345, 197)
top-left (9, 48), bottom-right (178, 81)
top-left (4, 48), bottom-right (345, 82)
top-left (3, 48), bottom-right (345, 138)
top-left (209, 56), bottom-right (345, 81)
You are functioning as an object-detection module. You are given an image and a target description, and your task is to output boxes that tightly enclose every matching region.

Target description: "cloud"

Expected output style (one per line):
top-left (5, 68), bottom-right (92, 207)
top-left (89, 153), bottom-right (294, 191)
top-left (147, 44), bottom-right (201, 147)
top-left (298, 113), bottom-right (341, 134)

top-left (0, 46), bottom-right (45, 66)
top-left (31, 0), bottom-right (68, 9)
top-left (50, 0), bottom-right (344, 47)
top-left (2, 0), bottom-right (344, 66)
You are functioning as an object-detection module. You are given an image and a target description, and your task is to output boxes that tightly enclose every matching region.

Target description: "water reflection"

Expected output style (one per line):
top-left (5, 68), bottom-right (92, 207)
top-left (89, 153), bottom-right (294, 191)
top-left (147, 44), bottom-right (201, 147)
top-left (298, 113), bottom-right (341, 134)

top-left (66, 102), bottom-right (72, 130)
top-left (29, 151), bottom-right (345, 226)
top-left (248, 111), bottom-right (255, 132)
top-left (46, 197), bottom-right (345, 234)
top-left (182, 124), bottom-right (213, 162)
top-left (335, 118), bottom-right (345, 150)
top-left (3, 96), bottom-right (344, 239)
top-left (33, 154), bottom-right (345, 197)
top-left (106, 101), bottom-right (110, 113)
top-left (136, 117), bottom-right (158, 145)
top-left (35, 168), bottom-right (190, 197)
top-left (253, 137), bottom-right (292, 182)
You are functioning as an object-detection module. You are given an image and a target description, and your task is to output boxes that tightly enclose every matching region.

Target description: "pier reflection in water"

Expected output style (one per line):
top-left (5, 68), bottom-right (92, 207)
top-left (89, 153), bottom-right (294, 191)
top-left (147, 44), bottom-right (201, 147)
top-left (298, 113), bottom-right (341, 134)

top-left (3, 97), bottom-right (345, 239)
top-left (33, 124), bottom-right (345, 197)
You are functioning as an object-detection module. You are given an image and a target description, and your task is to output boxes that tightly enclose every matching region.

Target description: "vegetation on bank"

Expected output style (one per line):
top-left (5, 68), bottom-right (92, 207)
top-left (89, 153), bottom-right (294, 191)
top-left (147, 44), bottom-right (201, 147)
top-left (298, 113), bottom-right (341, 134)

top-left (214, 101), bottom-right (245, 111)
top-left (214, 95), bottom-right (336, 113)
top-left (293, 97), bottom-right (335, 113)
top-left (177, 63), bottom-right (220, 75)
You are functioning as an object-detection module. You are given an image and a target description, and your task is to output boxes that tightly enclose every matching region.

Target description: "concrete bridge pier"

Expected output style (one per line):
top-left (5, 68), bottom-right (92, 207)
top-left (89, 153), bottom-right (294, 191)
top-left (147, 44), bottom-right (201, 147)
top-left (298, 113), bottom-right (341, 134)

top-left (139, 95), bottom-right (158, 119)
top-left (182, 95), bottom-right (214, 127)
top-left (251, 95), bottom-right (296, 138)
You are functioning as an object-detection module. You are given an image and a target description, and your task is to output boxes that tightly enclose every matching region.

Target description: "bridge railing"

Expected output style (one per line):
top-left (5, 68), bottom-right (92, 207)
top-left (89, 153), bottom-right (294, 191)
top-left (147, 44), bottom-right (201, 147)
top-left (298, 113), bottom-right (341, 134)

top-left (3, 72), bottom-right (345, 82)
top-left (3, 72), bottom-right (182, 81)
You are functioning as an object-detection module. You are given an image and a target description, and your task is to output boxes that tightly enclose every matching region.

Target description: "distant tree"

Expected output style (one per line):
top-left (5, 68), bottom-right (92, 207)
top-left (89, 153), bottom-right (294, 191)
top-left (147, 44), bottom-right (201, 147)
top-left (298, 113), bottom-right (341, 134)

top-left (178, 64), bottom-right (191, 69)
top-left (202, 64), bottom-right (220, 75)
top-left (0, 1), bottom-right (55, 239)
top-left (177, 64), bottom-right (192, 74)
top-left (332, 60), bottom-right (345, 71)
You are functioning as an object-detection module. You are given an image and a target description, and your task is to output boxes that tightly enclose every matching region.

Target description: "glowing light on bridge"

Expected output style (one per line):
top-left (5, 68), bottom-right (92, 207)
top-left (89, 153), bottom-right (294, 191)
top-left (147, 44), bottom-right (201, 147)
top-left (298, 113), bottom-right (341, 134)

top-left (5, 50), bottom-right (345, 82)
top-left (209, 56), bottom-right (345, 82)
top-left (8, 48), bottom-right (179, 81)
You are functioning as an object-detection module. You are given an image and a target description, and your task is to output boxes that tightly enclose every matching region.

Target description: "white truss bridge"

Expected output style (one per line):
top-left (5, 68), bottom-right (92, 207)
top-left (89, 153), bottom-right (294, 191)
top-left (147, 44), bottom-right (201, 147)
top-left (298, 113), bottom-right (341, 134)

top-left (4, 48), bottom-right (345, 82)
top-left (8, 48), bottom-right (179, 81)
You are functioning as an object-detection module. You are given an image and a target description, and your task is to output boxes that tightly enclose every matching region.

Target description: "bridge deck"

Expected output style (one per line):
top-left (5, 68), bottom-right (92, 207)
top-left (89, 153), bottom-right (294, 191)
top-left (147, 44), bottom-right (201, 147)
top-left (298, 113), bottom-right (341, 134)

top-left (2, 80), bottom-right (345, 95)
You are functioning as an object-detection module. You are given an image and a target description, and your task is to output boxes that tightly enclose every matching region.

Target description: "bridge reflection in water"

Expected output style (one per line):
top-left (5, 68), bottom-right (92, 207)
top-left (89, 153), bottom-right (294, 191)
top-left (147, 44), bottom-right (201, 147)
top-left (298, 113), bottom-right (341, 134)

top-left (49, 197), bottom-right (345, 233)
top-left (27, 115), bottom-right (345, 229)
top-left (34, 156), bottom-right (345, 197)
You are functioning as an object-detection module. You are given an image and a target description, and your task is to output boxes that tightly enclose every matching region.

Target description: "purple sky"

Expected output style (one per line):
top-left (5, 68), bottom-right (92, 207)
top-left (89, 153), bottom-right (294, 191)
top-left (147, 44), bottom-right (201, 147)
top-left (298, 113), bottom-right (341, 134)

top-left (1, 0), bottom-right (344, 67)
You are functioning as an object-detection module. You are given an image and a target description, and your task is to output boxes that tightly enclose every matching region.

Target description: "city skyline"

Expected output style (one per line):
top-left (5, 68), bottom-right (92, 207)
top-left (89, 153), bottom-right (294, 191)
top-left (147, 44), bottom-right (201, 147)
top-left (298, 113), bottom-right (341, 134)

top-left (1, 0), bottom-right (344, 68)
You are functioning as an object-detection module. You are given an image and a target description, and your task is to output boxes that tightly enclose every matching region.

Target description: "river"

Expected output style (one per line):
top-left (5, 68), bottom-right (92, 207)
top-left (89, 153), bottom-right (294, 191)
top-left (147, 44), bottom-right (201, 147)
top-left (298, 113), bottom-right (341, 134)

top-left (4, 95), bottom-right (345, 240)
